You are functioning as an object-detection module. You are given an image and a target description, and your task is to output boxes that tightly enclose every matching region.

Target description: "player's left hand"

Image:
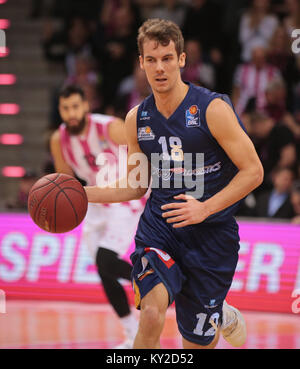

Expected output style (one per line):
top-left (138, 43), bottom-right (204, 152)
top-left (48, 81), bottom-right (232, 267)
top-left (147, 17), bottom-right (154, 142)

top-left (161, 194), bottom-right (211, 228)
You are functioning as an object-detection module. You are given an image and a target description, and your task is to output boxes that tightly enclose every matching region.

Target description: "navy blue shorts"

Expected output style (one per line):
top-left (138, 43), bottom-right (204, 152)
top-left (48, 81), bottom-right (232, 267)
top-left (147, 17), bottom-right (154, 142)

top-left (131, 211), bottom-right (240, 346)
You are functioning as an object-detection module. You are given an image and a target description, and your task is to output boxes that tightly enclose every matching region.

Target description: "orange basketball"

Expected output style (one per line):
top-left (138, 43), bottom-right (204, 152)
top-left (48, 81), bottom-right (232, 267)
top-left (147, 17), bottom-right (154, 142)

top-left (27, 173), bottom-right (88, 233)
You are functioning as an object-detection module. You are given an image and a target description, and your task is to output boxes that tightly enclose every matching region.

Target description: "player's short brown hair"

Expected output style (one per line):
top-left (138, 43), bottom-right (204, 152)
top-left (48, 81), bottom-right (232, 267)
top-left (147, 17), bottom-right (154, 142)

top-left (137, 18), bottom-right (184, 58)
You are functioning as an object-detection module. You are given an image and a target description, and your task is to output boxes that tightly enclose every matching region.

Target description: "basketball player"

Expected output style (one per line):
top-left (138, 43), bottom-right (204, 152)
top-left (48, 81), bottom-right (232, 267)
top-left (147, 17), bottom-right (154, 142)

top-left (85, 19), bottom-right (264, 349)
top-left (50, 85), bottom-right (143, 349)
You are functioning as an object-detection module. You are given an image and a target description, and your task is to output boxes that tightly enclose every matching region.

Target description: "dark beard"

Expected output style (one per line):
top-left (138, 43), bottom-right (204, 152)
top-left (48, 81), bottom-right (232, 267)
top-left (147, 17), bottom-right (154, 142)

top-left (66, 116), bottom-right (87, 135)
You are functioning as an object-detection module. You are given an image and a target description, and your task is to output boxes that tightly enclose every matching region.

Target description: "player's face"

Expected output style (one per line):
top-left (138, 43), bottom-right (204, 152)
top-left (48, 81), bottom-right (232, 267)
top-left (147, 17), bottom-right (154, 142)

top-left (139, 39), bottom-right (186, 94)
top-left (59, 94), bottom-right (89, 135)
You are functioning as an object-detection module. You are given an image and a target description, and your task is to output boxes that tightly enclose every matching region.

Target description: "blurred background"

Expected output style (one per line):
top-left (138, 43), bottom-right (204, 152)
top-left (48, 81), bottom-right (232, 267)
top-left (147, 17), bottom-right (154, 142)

top-left (0, 0), bottom-right (300, 349)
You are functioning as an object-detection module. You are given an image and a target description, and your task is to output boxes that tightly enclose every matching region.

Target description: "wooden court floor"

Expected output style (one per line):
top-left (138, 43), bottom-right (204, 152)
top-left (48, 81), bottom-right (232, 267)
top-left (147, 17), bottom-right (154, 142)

top-left (0, 300), bottom-right (299, 349)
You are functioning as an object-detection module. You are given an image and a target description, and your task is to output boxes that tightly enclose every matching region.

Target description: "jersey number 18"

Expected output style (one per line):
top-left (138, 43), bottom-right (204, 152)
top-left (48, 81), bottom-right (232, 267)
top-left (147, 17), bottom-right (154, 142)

top-left (158, 136), bottom-right (184, 162)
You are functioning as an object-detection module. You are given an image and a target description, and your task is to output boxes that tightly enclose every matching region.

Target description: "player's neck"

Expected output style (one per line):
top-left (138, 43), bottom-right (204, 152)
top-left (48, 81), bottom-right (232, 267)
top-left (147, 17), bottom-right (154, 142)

top-left (154, 80), bottom-right (189, 120)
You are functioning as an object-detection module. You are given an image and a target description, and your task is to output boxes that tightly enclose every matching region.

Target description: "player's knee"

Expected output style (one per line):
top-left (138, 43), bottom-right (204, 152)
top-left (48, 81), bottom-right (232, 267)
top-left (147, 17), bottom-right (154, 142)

top-left (140, 305), bottom-right (164, 331)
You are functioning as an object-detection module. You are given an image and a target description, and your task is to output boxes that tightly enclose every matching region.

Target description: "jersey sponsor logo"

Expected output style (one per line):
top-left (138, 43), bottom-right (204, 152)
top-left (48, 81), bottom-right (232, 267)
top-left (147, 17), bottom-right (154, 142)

top-left (140, 111), bottom-right (150, 120)
top-left (189, 105), bottom-right (198, 115)
top-left (186, 105), bottom-right (200, 127)
top-left (145, 247), bottom-right (175, 269)
top-left (138, 126), bottom-right (155, 141)
top-left (151, 161), bottom-right (222, 180)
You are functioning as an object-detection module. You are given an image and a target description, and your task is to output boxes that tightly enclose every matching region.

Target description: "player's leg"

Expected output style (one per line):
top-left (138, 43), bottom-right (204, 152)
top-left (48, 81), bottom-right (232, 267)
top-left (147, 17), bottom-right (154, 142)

top-left (133, 282), bottom-right (169, 349)
top-left (96, 247), bottom-right (138, 347)
top-left (131, 247), bottom-right (185, 349)
top-left (96, 247), bottom-right (133, 315)
top-left (175, 219), bottom-right (246, 349)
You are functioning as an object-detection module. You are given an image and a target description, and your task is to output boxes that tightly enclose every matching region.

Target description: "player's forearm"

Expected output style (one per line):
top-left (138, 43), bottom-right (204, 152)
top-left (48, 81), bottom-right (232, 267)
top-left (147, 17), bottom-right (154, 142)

top-left (204, 166), bottom-right (263, 217)
top-left (84, 183), bottom-right (146, 204)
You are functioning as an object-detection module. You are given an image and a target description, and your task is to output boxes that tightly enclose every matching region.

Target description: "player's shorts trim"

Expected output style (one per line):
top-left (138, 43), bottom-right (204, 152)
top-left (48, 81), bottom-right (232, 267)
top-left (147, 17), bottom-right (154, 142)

top-left (132, 279), bottom-right (141, 309)
top-left (131, 247), bottom-right (185, 310)
top-left (132, 262), bottom-right (165, 309)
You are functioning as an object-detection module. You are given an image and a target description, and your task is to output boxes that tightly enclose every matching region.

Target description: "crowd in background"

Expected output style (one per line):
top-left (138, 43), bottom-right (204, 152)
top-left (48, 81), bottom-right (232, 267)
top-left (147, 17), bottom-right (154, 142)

top-left (21, 0), bottom-right (300, 223)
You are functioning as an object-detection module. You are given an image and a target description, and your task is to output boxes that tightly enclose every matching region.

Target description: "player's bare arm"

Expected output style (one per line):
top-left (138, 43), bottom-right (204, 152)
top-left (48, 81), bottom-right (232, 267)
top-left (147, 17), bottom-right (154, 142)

top-left (162, 98), bottom-right (264, 228)
top-left (107, 117), bottom-right (127, 145)
top-left (85, 106), bottom-right (150, 203)
top-left (50, 130), bottom-right (74, 176)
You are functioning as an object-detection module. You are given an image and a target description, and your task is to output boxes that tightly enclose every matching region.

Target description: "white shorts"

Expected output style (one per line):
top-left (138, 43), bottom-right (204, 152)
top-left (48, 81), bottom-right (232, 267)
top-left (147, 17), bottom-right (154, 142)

top-left (82, 201), bottom-right (144, 259)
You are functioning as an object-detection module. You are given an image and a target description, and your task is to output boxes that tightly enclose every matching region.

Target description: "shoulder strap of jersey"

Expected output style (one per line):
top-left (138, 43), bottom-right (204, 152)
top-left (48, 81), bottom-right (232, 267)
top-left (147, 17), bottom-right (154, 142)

top-left (59, 123), bottom-right (78, 166)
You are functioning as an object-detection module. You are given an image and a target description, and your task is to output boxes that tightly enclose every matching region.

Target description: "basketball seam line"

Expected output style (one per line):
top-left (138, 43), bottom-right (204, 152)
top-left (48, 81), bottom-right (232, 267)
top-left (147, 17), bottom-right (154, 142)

top-left (56, 189), bottom-right (78, 230)
top-left (45, 178), bottom-right (80, 231)
top-left (33, 176), bottom-right (77, 222)
top-left (30, 173), bottom-right (61, 194)
top-left (59, 187), bottom-right (87, 198)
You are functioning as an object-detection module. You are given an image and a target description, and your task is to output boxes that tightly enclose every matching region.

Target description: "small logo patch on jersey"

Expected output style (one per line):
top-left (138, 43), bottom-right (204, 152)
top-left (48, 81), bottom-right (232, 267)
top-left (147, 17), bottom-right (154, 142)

top-left (204, 299), bottom-right (218, 309)
top-left (189, 105), bottom-right (198, 115)
top-left (140, 111), bottom-right (150, 120)
top-left (138, 126), bottom-right (155, 141)
top-left (186, 105), bottom-right (200, 127)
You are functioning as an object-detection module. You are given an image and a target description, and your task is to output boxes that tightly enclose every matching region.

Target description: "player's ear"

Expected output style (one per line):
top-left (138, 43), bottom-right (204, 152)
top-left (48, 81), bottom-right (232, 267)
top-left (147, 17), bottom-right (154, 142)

top-left (139, 55), bottom-right (145, 70)
top-left (179, 52), bottom-right (186, 68)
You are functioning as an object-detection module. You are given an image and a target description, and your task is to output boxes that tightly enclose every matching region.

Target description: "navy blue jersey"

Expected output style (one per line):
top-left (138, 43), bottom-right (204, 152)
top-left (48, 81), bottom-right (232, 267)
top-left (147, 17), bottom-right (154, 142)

top-left (137, 82), bottom-right (247, 224)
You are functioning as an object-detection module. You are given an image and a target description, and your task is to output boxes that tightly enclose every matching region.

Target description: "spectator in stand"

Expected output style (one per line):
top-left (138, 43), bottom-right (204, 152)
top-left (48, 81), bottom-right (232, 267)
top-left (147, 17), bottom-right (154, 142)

top-left (277, 143), bottom-right (298, 170)
top-left (43, 16), bottom-right (93, 77)
top-left (65, 17), bottom-right (93, 78)
top-left (267, 25), bottom-right (293, 73)
top-left (291, 180), bottom-right (300, 224)
top-left (181, 39), bottom-right (215, 89)
top-left (65, 55), bottom-right (99, 86)
top-left (182, 0), bottom-right (223, 65)
top-left (292, 56), bottom-right (300, 123)
top-left (134, 0), bottom-right (161, 20)
top-left (283, 0), bottom-right (300, 37)
top-left (266, 25), bottom-right (296, 104)
top-left (249, 111), bottom-right (296, 187)
top-left (48, 53), bottom-right (102, 130)
top-left (232, 43), bottom-right (282, 115)
top-left (263, 78), bottom-right (300, 138)
top-left (148, 0), bottom-right (187, 27)
top-left (99, 0), bottom-right (142, 37)
top-left (96, 2), bottom-right (141, 106)
top-left (113, 60), bottom-right (151, 119)
top-left (239, 0), bottom-right (279, 63)
top-left (254, 166), bottom-right (295, 219)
